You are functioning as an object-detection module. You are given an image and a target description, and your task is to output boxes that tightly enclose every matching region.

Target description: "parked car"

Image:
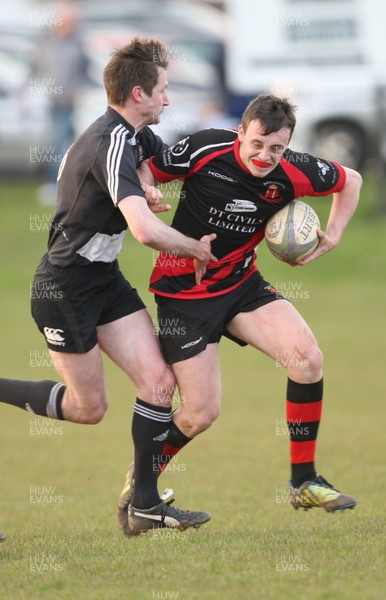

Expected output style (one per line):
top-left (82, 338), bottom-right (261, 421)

top-left (0, 34), bottom-right (51, 176)
top-left (0, 0), bottom-right (229, 176)
top-left (76, 20), bottom-right (226, 142)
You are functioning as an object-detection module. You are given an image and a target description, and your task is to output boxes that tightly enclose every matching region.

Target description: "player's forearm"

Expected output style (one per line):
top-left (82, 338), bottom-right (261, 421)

top-left (120, 195), bottom-right (210, 261)
top-left (135, 215), bottom-right (208, 260)
top-left (325, 168), bottom-right (362, 245)
top-left (137, 160), bottom-right (155, 186)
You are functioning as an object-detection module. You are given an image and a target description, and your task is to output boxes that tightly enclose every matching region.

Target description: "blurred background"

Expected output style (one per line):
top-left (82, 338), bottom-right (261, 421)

top-left (0, 0), bottom-right (230, 198)
top-left (1, 0), bottom-right (386, 194)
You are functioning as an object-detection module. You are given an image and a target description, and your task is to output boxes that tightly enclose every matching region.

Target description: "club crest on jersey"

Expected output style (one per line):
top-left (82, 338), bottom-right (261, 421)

top-left (224, 199), bottom-right (257, 212)
top-left (259, 183), bottom-right (283, 204)
top-left (171, 137), bottom-right (189, 156)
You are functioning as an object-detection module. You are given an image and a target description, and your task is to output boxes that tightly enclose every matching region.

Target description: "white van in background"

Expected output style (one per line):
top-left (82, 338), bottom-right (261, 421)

top-left (224, 0), bottom-right (386, 169)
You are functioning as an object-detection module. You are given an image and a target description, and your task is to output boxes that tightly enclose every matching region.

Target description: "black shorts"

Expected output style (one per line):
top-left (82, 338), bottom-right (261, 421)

top-left (156, 271), bottom-right (285, 364)
top-left (31, 254), bottom-right (145, 353)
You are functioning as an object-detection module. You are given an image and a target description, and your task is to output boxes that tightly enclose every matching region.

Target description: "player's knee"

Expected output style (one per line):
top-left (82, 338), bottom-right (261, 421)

top-left (65, 390), bottom-right (108, 424)
top-left (311, 345), bottom-right (323, 371)
top-left (197, 408), bottom-right (220, 433)
top-left (303, 343), bottom-right (323, 373)
top-left (83, 403), bottom-right (107, 424)
top-left (140, 367), bottom-right (176, 406)
top-left (289, 342), bottom-right (323, 378)
top-left (181, 404), bottom-right (220, 437)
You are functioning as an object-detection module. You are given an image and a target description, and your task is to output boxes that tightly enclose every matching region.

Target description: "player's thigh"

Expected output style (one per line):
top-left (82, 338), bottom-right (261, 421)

top-left (97, 309), bottom-right (175, 403)
top-left (226, 299), bottom-right (319, 361)
top-left (172, 343), bottom-right (222, 422)
top-left (49, 343), bottom-right (107, 410)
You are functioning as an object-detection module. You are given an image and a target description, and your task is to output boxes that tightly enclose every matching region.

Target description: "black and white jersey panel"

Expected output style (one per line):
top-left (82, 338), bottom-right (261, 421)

top-left (47, 107), bottom-right (165, 267)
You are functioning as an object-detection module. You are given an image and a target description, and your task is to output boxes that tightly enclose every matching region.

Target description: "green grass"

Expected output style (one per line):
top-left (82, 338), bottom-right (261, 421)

top-left (1, 178), bottom-right (386, 599)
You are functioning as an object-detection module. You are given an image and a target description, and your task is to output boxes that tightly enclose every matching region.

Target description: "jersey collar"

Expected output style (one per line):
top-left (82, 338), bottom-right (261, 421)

top-left (107, 106), bottom-right (136, 139)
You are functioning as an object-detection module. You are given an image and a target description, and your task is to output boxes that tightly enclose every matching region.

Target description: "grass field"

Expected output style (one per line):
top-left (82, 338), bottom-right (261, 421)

top-left (1, 177), bottom-right (385, 599)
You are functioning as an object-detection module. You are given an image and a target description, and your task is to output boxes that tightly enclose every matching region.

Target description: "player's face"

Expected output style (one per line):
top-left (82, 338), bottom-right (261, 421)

top-left (238, 119), bottom-right (291, 177)
top-left (144, 68), bottom-right (169, 125)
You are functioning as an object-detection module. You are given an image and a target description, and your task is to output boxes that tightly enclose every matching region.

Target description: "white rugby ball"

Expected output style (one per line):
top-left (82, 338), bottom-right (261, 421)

top-left (264, 200), bottom-right (320, 264)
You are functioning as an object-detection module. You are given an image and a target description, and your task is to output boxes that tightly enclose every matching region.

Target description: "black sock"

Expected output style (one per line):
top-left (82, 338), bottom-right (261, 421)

top-left (158, 420), bottom-right (192, 475)
top-left (291, 461), bottom-right (317, 488)
top-left (131, 398), bottom-right (172, 509)
top-left (0, 378), bottom-right (65, 419)
top-left (166, 420), bottom-right (191, 448)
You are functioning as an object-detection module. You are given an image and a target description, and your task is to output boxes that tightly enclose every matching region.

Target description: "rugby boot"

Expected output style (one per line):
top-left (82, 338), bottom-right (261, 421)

top-left (117, 461), bottom-right (174, 536)
top-left (128, 498), bottom-right (211, 533)
top-left (289, 474), bottom-right (357, 512)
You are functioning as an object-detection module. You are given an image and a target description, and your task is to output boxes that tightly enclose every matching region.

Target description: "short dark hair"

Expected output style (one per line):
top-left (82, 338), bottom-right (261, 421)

top-left (241, 94), bottom-right (297, 137)
top-left (103, 38), bottom-right (169, 106)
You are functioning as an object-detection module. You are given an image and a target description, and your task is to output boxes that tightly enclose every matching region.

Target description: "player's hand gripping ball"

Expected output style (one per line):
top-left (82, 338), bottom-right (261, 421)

top-left (264, 200), bottom-right (320, 264)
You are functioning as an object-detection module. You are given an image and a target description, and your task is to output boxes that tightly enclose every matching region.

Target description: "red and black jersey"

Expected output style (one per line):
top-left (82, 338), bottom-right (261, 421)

top-left (47, 107), bottom-right (166, 267)
top-left (149, 128), bottom-right (346, 299)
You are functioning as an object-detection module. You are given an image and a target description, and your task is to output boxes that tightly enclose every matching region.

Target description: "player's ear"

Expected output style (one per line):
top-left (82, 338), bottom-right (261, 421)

top-left (132, 86), bottom-right (143, 103)
top-left (237, 124), bottom-right (245, 142)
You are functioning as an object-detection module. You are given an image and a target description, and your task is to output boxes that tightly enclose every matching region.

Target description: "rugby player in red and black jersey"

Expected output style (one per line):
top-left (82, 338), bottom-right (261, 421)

top-left (118, 94), bottom-right (362, 522)
top-left (0, 39), bottom-right (215, 535)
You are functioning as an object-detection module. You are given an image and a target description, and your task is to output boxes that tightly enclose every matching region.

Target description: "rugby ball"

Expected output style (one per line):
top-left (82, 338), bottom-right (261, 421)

top-left (264, 200), bottom-right (320, 264)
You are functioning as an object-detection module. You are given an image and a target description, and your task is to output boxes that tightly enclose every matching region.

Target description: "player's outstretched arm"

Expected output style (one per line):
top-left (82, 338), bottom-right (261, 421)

top-left (297, 167), bottom-right (362, 265)
top-left (119, 195), bottom-right (217, 284)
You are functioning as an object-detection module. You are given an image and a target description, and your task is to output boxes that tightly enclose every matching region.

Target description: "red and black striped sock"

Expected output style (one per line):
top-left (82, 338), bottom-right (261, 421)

top-left (286, 377), bottom-right (323, 487)
top-left (158, 419), bottom-right (192, 476)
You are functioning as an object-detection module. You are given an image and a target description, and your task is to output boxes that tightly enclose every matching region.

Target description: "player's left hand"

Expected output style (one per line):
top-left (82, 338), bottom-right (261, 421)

top-left (193, 233), bottom-right (217, 285)
top-left (295, 228), bottom-right (337, 265)
top-left (142, 183), bottom-right (171, 213)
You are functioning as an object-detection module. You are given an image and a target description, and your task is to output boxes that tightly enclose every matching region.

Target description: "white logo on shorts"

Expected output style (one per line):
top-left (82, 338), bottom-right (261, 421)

top-left (181, 337), bottom-right (203, 350)
top-left (43, 327), bottom-right (66, 347)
